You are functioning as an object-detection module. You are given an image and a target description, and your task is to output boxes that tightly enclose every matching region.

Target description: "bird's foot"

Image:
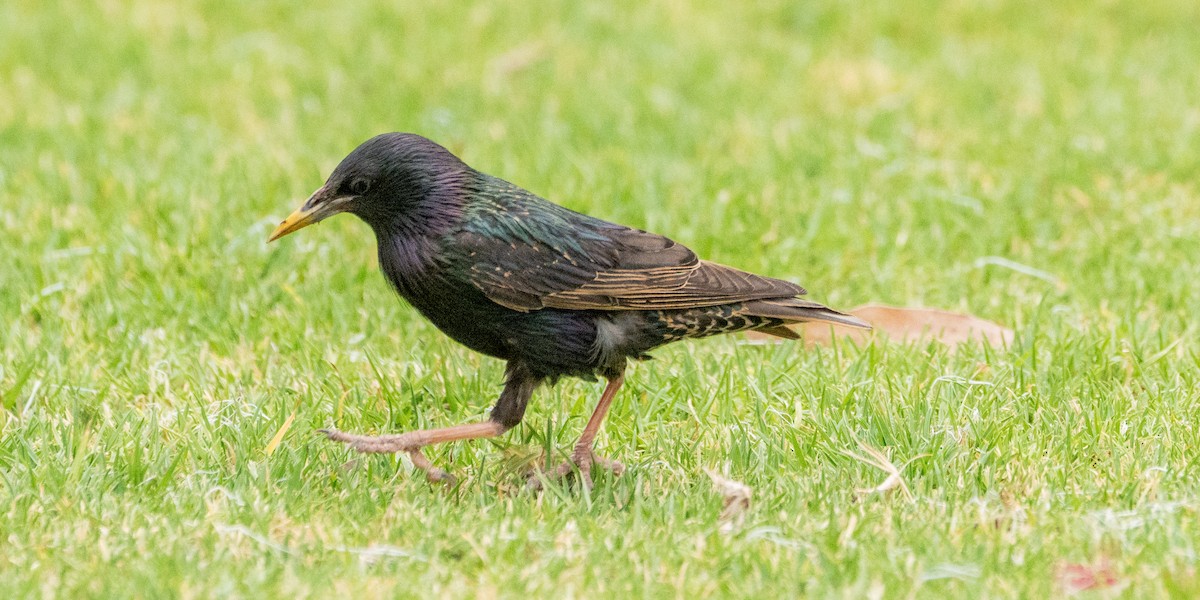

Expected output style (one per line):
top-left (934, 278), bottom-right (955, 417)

top-left (528, 447), bottom-right (625, 491)
top-left (320, 428), bottom-right (456, 485)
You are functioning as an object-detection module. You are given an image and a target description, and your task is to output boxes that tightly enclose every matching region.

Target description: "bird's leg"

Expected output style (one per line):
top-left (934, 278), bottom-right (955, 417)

top-left (532, 373), bottom-right (626, 490)
top-left (322, 362), bottom-right (539, 484)
top-left (321, 422), bottom-right (506, 483)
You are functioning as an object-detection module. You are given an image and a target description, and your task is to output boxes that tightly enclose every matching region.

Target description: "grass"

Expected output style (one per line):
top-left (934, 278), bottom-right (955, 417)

top-left (2, 0), bottom-right (1200, 597)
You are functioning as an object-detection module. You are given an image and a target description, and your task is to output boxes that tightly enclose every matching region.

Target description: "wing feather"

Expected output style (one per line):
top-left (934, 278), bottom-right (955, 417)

top-left (455, 201), bottom-right (807, 312)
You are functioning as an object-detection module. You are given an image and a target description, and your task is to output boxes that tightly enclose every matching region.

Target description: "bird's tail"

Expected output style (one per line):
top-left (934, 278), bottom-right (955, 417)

top-left (654, 298), bottom-right (870, 343)
top-left (743, 298), bottom-right (871, 340)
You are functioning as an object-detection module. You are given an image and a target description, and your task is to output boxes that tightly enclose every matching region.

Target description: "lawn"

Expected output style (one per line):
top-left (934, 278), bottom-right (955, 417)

top-left (3, 0), bottom-right (1200, 597)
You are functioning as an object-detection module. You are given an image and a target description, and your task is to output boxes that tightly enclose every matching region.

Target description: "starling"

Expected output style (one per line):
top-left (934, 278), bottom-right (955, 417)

top-left (269, 133), bottom-right (868, 487)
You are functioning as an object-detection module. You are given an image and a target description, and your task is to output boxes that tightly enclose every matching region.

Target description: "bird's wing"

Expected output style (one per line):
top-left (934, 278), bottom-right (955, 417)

top-left (453, 199), bottom-right (806, 312)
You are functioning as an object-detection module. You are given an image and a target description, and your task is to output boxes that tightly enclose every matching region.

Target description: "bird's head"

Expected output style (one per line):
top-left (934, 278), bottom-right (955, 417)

top-left (268, 133), bottom-right (469, 242)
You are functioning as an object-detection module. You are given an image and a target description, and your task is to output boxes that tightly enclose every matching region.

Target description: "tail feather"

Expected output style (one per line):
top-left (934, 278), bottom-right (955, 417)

top-left (744, 298), bottom-right (872, 330)
top-left (652, 297), bottom-right (870, 344)
top-left (755, 325), bottom-right (801, 340)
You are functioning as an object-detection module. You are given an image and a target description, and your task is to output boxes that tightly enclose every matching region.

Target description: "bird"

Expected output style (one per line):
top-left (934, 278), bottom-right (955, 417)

top-left (268, 133), bottom-right (869, 488)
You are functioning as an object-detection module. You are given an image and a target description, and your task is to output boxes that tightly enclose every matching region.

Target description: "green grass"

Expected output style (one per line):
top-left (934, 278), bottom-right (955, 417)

top-left (3, 0), bottom-right (1200, 597)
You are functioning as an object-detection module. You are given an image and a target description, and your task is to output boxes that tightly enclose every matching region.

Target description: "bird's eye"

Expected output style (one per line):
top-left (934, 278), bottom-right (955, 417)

top-left (350, 179), bottom-right (370, 195)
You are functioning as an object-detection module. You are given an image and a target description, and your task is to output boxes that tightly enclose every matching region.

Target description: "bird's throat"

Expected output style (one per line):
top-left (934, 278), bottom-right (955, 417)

top-left (375, 229), bottom-right (443, 299)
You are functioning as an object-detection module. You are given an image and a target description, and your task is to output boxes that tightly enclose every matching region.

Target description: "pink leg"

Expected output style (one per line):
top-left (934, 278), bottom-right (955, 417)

top-left (531, 374), bottom-right (626, 490)
top-left (322, 421), bottom-right (506, 484)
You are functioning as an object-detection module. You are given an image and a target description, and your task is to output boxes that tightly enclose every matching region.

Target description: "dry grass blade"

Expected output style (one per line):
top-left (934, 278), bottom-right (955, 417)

top-left (705, 469), bottom-right (752, 533)
top-left (263, 395), bottom-right (303, 457)
top-left (842, 440), bottom-right (926, 502)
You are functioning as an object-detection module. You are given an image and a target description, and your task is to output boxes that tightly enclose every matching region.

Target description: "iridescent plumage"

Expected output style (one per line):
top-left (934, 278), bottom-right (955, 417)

top-left (269, 133), bottom-right (868, 486)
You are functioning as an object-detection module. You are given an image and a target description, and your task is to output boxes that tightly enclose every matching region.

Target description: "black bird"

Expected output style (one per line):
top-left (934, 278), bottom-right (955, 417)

top-left (269, 133), bottom-right (868, 487)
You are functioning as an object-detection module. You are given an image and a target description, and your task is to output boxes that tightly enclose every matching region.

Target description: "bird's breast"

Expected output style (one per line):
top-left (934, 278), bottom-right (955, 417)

top-left (377, 235), bottom-right (441, 297)
top-left (384, 269), bottom-right (515, 360)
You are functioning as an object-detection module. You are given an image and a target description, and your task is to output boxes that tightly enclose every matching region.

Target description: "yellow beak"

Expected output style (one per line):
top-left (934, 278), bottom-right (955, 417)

top-left (267, 189), bottom-right (354, 242)
top-left (267, 206), bottom-right (319, 242)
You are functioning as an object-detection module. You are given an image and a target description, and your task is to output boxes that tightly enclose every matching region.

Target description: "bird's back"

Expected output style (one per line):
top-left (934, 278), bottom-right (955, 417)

top-left (387, 171), bottom-right (868, 379)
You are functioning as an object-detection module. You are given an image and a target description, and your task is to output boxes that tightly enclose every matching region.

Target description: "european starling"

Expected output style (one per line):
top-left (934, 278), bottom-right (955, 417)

top-left (269, 133), bottom-right (868, 487)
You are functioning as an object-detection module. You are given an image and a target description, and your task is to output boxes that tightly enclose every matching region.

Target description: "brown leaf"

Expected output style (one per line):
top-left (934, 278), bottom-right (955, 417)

top-left (745, 304), bottom-right (1014, 348)
top-left (1055, 560), bottom-right (1122, 595)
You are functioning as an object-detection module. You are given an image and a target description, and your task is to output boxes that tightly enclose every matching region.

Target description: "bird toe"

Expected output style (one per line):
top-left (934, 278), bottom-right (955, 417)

top-left (527, 451), bottom-right (624, 491)
top-left (317, 428), bottom-right (344, 441)
top-left (426, 468), bottom-right (458, 486)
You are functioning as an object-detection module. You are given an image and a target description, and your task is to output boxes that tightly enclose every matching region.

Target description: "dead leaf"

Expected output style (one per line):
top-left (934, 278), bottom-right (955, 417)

top-left (705, 469), bottom-right (752, 533)
top-left (745, 304), bottom-right (1014, 348)
top-left (1056, 560), bottom-right (1123, 595)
